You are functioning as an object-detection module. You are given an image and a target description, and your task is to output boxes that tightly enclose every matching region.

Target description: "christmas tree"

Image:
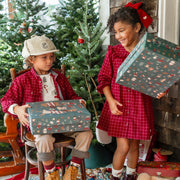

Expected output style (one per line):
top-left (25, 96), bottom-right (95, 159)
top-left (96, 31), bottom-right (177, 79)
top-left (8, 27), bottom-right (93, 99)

top-left (0, 0), bottom-right (53, 54)
top-left (0, 0), bottom-right (4, 19)
top-left (52, 0), bottom-right (99, 67)
top-left (68, 1), bottom-right (106, 138)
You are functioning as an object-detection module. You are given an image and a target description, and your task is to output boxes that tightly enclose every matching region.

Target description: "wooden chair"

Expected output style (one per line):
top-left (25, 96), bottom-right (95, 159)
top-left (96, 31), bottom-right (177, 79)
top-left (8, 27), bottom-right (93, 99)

top-left (0, 66), bottom-right (86, 179)
top-left (0, 114), bottom-right (25, 176)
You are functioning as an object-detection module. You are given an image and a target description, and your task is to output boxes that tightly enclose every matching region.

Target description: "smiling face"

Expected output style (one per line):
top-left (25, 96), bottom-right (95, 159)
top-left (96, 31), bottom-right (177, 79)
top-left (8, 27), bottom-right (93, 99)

top-left (114, 21), bottom-right (141, 52)
top-left (29, 53), bottom-right (55, 75)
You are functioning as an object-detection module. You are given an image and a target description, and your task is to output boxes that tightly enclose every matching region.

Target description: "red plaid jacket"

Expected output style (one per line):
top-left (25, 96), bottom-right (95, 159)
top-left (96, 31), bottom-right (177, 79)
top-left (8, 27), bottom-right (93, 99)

top-left (1, 68), bottom-right (81, 114)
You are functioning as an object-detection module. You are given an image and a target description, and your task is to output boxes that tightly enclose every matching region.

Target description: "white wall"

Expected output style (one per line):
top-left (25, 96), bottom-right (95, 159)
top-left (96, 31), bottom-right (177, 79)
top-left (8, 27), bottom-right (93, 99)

top-left (99, 0), bottom-right (110, 46)
top-left (158, 0), bottom-right (180, 44)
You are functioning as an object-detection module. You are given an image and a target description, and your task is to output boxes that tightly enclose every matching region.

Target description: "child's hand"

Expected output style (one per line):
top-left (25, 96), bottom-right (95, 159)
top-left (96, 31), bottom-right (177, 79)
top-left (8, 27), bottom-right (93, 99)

top-left (109, 99), bottom-right (123, 115)
top-left (79, 99), bottom-right (86, 108)
top-left (156, 92), bottom-right (166, 99)
top-left (14, 104), bottom-right (31, 126)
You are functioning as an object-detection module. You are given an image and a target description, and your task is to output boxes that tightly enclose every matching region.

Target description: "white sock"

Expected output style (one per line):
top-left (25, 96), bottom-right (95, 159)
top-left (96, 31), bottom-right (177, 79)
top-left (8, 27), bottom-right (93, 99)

top-left (112, 167), bottom-right (123, 178)
top-left (70, 161), bottom-right (80, 167)
top-left (126, 166), bottom-right (136, 175)
top-left (46, 166), bottom-right (56, 173)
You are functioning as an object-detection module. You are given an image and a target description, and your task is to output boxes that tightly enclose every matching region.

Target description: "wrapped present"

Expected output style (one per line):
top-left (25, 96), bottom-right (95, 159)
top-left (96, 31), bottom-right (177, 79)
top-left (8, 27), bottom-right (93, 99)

top-left (27, 100), bottom-right (91, 135)
top-left (137, 161), bottom-right (180, 177)
top-left (116, 32), bottom-right (180, 98)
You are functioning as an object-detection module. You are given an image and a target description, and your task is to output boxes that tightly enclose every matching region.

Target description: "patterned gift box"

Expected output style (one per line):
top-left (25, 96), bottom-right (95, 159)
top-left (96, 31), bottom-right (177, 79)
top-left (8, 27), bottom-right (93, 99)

top-left (27, 100), bottom-right (91, 135)
top-left (137, 161), bottom-right (180, 177)
top-left (116, 32), bottom-right (180, 98)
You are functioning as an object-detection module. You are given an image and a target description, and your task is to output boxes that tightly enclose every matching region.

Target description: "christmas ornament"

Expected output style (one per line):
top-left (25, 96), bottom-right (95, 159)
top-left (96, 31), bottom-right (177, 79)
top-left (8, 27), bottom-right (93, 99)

top-left (28, 22), bottom-right (34, 33)
top-left (6, 26), bottom-right (11, 30)
top-left (22, 21), bottom-right (26, 27)
top-left (18, 28), bottom-right (23, 34)
top-left (78, 35), bottom-right (84, 44)
top-left (20, 22), bottom-right (26, 29)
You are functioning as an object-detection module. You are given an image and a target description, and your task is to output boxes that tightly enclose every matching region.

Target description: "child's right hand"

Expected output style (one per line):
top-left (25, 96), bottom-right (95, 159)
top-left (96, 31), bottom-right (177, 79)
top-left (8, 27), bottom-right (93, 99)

top-left (13, 104), bottom-right (31, 126)
top-left (109, 99), bottom-right (123, 115)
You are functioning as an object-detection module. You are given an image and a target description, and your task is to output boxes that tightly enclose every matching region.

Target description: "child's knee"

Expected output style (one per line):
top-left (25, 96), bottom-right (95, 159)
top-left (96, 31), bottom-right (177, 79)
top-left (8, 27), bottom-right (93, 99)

top-left (85, 129), bottom-right (93, 140)
top-left (77, 129), bottom-right (93, 141)
top-left (35, 134), bottom-right (55, 152)
top-left (116, 139), bottom-right (130, 155)
top-left (117, 144), bottom-right (129, 156)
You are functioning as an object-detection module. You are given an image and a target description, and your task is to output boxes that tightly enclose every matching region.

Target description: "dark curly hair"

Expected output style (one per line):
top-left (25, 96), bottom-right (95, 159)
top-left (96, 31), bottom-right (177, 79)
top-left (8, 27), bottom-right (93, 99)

top-left (107, 0), bottom-right (157, 33)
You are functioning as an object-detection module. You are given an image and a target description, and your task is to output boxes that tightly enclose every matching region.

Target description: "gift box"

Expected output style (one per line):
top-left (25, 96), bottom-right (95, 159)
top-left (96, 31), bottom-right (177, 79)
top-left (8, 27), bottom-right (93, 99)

top-left (116, 32), bottom-right (180, 98)
top-left (137, 161), bottom-right (180, 177)
top-left (27, 100), bottom-right (91, 135)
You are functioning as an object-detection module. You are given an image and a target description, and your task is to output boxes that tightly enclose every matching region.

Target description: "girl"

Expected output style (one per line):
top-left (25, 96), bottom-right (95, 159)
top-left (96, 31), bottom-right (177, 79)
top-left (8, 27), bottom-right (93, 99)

top-left (1, 35), bottom-right (93, 180)
top-left (96, 1), bottom-right (166, 180)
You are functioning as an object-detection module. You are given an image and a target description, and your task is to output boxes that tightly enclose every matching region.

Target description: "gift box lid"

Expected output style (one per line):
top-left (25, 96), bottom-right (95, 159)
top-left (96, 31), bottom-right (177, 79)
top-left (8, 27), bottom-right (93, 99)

top-left (116, 32), bottom-right (180, 98)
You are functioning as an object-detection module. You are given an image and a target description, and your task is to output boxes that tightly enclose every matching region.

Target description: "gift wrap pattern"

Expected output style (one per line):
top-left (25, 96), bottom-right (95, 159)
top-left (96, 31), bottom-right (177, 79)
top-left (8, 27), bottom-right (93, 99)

top-left (116, 32), bottom-right (180, 98)
top-left (27, 100), bottom-right (91, 135)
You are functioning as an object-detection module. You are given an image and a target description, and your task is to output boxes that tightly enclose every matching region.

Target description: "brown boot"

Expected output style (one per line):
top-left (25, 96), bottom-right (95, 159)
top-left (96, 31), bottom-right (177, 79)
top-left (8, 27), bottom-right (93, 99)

top-left (46, 170), bottom-right (60, 180)
top-left (63, 165), bottom-right (79, 180)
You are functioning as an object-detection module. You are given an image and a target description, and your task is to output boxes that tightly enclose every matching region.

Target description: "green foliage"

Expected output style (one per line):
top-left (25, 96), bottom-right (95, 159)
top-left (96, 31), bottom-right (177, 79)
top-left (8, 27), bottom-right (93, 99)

top-left (0, 39), bottom-right (23, 126)
top-left (0, 143), bottom-right (13, 162)
top-left (67, 1), bottom-right (106, 139)
top-left (52, 0), bottom-right (99, 67)
top-left (0, 0), bottom-right (54, 54)
top-left (0, 0), bottom-right (4, 19)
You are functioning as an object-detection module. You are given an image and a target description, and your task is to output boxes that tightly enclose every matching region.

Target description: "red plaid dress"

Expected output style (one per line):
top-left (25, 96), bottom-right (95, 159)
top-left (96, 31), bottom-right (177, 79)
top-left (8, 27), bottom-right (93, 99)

top-left (97, 45), bottom-right (154, 140)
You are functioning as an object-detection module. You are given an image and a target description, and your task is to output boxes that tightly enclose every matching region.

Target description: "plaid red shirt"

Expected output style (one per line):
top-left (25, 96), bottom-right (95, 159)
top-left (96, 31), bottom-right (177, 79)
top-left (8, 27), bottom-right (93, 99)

top-left (97, 45), bottom-right (154, 140)
top-left (1, 68), bottom-right (81, 114)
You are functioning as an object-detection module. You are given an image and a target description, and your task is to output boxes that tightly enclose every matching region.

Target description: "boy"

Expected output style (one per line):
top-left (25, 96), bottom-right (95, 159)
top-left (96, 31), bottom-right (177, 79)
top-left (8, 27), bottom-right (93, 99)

top-left (1, 35), bottom-right (93, 180)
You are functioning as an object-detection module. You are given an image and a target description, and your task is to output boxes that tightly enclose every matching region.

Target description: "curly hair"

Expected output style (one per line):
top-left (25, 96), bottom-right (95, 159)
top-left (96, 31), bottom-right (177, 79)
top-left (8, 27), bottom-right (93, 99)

top-left (107, 0), bottom-right (157, 33)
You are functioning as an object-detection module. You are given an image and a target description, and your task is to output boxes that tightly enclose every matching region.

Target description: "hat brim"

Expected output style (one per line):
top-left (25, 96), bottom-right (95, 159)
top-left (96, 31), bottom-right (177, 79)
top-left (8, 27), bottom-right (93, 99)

top-left (30, 49), bottom-right (59, 56)
top-left (152, 148), bottom-right (173, 155)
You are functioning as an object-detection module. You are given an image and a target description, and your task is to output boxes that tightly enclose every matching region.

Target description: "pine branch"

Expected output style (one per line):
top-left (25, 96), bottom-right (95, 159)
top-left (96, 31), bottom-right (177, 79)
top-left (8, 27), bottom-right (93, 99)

top-left (90, 77), bottom-right (104, 105)
top-left (84, 74), bottom-right (99, 121)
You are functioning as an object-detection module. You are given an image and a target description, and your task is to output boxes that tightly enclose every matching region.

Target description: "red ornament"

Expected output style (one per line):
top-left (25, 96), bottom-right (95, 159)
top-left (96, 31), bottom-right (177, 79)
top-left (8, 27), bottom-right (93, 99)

top-left (18, 28), bottom-right (23, 34)
top-left (78, 35), bottom-right (84, 44)
top-left (28, 26), bottom-right (33, 33)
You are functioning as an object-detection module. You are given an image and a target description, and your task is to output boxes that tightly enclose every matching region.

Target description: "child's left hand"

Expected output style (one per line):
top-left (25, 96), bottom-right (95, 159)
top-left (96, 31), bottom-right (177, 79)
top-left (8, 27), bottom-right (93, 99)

top-left (156, 92), bottom-right (166, 99)
top-left (79, 99), bottom-right (86, 108)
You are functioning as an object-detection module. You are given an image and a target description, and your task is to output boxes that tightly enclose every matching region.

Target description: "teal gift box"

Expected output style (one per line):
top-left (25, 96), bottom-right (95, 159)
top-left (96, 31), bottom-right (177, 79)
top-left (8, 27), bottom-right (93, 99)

top-left (27, 100), bottom-right (91, 135)
top-left (116, 32), bottom-right (180, 98)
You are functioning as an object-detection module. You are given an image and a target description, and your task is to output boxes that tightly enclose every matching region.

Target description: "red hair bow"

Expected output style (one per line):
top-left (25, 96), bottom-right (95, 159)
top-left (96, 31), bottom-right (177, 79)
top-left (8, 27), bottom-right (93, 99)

top-left (125, 2), bottom-right (153, 28)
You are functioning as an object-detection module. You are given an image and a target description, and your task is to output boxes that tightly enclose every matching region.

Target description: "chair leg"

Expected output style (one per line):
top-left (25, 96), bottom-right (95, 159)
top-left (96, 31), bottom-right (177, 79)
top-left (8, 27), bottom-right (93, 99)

top-left (38, 159), bottom-right (45, 180)
top-left (80, 159), bottom-right (86, 180)
top-left (61, 147), bottom-right (66, 176)
top-left (24, 144), bottom-right (30, 180)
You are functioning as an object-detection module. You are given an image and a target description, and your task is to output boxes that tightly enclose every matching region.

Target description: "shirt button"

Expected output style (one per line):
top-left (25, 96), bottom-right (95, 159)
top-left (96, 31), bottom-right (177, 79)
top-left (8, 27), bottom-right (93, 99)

top-left (126, 123), bottom-right (128, 126)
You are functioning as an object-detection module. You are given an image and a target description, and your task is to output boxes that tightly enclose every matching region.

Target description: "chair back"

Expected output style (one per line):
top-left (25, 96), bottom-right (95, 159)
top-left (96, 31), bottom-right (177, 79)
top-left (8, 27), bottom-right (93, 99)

top-left (10, 64), bottom-right (66, 81)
